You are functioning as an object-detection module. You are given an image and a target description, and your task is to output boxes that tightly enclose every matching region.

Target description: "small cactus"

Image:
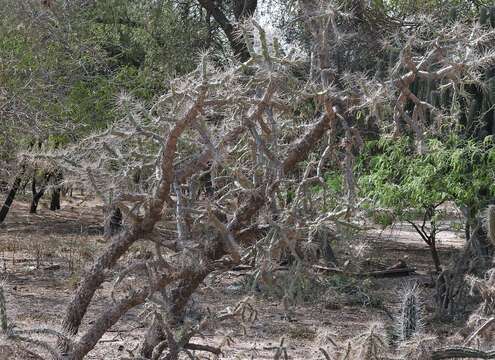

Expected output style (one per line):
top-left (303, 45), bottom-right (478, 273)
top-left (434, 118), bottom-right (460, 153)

top-left (356, 323), bottom-right (389, 360)
top-left (396, 283), bottom-right (423, 342)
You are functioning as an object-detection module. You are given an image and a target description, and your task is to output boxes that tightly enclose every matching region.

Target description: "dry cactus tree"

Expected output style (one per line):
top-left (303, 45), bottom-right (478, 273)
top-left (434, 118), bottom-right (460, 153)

top-left (6, 13), bottom-right (351, 359)
top-left (2, 1), bottom-right (494, 359)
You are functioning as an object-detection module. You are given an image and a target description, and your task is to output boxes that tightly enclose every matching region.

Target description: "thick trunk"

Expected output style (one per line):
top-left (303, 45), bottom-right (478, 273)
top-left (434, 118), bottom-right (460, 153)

top-left (0, 169), bottom-right (24, 223)
top-left (168, 272), bottom-right (208, 324)
top-left (30, 175), bottom-right (49, 214)
top-left (61, 229), bottom-right (141, 341)
top-left (30, 190), bottom-right (45, 214)
top-left (50, 171), bottom-right (63, 211)
top-left (429, 240), bottom-right (442, 273)
top-left (61, 87), bottom-right (207, 345)
top-left (50, 188), bottom-right (61, 211)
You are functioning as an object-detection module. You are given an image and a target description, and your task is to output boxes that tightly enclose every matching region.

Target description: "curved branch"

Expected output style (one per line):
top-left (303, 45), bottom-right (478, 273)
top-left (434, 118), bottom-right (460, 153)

top-left (431, 347), bottom-right (495, 359)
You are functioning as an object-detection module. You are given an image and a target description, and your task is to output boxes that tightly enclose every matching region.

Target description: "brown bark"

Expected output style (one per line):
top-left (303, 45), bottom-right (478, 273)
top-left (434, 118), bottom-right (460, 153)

top-left (69, 270), bottom-right (185, 360)
top-left (282, 111), bottom-right (335, 174)
top-left (0, 167), bottom-right (25, 223)
top-left (61, 228), bottom-right (141, 339)
top-left (60, 87), bottom-right (208, 344)
top-left (50, 189), bottom-right (61, 211)
top-left (30, 173), bottom-right (51, 214)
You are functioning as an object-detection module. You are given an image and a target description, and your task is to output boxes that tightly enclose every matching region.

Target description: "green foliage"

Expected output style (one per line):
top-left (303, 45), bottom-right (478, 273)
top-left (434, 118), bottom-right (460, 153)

top-left (324, 171), bottom-right (344, 193)
top-left (0, 0), bottom-right (217, 148)
top-left (358, 135), bottom-right (495, 220)
top-left (369, 209), bottom-right (395, 229)
top-left (384, 0), bottom-right (494, 17)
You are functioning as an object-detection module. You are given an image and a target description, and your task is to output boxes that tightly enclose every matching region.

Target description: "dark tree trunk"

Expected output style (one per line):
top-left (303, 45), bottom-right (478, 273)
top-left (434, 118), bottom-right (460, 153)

top-left (0, 168), bottom-right (25, 223)
top-left (465, 220), bottom-right (471, 242)
top-left (30, 177), bottom-right (40, 213)
top-left (30, 188), bottom-right (47, 213)
top-left (30, 174), bottom-right (50, 214)
top-left (103, 206), bottom-right (123, 239)
top-left (233, 0), bottom-right (257, 20)
top-left (429, 240), bottom-right (442, 273)
top-left (50, 171), bottom-right (63, 211)
top-left (196, 0), bottom-right (252, 62)
top-left (50, 189), bottom-right (61, 211)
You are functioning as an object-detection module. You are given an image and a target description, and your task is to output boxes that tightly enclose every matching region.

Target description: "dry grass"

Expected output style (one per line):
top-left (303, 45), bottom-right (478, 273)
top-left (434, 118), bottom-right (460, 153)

top-left (0, 199), bottom-right (471, 359)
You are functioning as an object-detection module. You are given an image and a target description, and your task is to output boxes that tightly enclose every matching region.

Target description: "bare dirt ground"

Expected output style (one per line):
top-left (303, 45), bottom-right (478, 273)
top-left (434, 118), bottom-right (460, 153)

top-left (0, 197), bottom-right (467, 359)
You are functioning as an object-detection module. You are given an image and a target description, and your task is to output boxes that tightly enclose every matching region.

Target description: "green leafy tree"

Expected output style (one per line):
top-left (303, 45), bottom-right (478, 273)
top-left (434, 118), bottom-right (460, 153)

top-left (358, 135), bottom-right (495, 272)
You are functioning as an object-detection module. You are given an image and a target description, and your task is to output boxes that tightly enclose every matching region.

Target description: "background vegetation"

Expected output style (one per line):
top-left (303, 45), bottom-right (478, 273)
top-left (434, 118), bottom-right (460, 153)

top-left (1, 0), bottom-right (495, 359)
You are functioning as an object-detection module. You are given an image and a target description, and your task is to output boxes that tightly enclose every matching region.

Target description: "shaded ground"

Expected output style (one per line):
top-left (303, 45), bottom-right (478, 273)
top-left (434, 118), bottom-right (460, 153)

top-left (0, 198), bottom-right (467, 359)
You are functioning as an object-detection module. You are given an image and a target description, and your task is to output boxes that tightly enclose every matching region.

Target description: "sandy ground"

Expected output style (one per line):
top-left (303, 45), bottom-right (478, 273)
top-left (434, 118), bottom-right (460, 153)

top-left (0, 197), bottom-right (467, 359)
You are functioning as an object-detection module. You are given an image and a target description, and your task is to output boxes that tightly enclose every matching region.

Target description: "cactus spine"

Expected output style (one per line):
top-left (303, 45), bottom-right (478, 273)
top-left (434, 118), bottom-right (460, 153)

top-left (397, 283), bottom-right (423, 341)
top-left (357, 323), bottom-right (389, 360)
